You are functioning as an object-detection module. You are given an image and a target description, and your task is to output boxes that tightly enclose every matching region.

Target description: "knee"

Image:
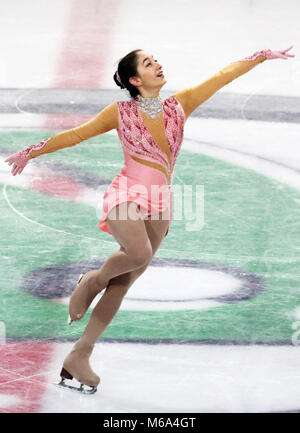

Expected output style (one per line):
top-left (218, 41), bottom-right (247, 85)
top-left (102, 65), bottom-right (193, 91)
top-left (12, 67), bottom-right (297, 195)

top-left (129, 243), bottom-right (153, 269)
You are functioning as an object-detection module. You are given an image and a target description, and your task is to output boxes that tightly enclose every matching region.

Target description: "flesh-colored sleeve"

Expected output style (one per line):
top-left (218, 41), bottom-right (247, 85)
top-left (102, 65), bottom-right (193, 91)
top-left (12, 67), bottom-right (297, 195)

top-left (28, 102), bottom-right (118, 159)
top-left (173, 56), bottom-right (266, 119)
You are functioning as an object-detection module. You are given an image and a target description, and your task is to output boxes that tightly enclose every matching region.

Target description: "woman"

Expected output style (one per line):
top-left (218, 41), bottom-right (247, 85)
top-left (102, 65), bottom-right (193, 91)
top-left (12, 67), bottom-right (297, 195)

top-left (5, 46), bottom-right (295, 394)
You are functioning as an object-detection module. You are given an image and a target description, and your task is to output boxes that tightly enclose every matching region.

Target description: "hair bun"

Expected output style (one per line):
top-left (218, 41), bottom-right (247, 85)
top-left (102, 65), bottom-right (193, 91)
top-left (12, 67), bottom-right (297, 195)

top-left (113, 71), bottom-right (125, 89)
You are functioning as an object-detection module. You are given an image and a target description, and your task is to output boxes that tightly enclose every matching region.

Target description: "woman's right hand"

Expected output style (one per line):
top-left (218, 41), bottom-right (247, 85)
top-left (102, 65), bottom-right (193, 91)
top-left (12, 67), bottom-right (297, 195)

top-left (4, 149), bottom-right (31, 176)
top-left (4, 138), bottom-right (50, 176)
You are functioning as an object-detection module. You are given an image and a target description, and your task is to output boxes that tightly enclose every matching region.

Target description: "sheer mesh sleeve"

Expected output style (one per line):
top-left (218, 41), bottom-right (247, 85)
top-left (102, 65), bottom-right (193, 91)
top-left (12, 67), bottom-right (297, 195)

top-left (28, 102), bottom-right (118, 159)
top-left (173, 56), bottom-right (265, 119)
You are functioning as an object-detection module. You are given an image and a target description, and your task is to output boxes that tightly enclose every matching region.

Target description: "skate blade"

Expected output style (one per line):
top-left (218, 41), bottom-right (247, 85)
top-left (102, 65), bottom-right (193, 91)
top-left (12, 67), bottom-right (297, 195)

top-left (55, 379), bottom-right (97, 395)
top-left (77, 273), bottom-right (84, 284)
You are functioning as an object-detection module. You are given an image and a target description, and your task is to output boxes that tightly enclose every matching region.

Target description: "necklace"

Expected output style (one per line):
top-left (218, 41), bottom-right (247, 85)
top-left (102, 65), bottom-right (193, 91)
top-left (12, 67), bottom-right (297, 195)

top-left (136, 94), bottom-right (163, 119)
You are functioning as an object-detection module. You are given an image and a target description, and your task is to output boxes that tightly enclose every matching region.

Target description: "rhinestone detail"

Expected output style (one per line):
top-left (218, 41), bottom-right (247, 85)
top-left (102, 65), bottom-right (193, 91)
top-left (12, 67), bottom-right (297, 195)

top-left (239, 49), bottom-right (271, 62)
top-left (136, 94), bottom-right (163, 119)
top-left (21, 138), bottom-right (51, 159)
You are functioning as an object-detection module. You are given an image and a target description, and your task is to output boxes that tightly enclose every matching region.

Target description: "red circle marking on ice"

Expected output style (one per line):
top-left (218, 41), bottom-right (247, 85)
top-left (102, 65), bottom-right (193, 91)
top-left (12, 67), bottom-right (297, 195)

top-left (0, 342), bottom-right (54, 413)
top-left (31, 177), bottom-right (84, 200)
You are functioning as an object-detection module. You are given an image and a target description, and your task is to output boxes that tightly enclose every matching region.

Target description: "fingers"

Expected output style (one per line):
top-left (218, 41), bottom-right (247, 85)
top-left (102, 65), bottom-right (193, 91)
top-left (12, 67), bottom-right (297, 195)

top-left (11, 164), bottom-right (23, 176)
top-left (281, 45), bottom-right (295, 58)
top-left (4, 155), bottom-right (26, 175)
top-left (4, 156), bottom-right (18, 166)
top-left (12, 165), bottom-right (18, 176)
top-left (4, 157), bottom-right (13, 165)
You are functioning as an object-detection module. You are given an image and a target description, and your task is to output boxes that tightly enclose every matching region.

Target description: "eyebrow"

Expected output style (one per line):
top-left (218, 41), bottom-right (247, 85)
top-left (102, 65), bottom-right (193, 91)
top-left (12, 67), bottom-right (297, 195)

top-left (142, 55), bottom-right (154, 65)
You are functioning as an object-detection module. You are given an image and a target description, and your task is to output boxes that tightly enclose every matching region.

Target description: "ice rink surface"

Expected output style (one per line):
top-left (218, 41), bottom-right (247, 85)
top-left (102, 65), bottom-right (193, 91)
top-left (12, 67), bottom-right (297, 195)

top-left (0, 0), bottom-right (300, 413)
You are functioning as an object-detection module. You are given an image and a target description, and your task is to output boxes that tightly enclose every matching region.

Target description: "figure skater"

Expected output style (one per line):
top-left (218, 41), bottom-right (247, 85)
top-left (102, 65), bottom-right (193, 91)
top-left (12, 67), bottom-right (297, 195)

top-left (4, 45), bottom-right (295, 394)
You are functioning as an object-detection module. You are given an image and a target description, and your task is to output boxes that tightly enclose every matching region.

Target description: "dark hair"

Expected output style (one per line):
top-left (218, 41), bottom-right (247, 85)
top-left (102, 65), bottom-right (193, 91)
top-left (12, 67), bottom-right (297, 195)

top-left (113, 49), bottom-right (142, 98)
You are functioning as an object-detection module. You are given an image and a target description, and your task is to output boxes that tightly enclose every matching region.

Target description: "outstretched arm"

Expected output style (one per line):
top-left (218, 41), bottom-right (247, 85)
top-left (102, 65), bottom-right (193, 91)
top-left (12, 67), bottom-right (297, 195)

top-left (174, 46), bottom-right (295, 119)
top-left (5, 102), bottom-right (118, 175)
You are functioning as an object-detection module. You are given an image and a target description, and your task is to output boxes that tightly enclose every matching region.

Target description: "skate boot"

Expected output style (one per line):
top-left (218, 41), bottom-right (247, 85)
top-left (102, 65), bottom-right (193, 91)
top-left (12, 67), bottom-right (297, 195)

top-left (56, 341), bottom-right (100, 394)
top-left (68, 270), bottom-right (104, 324)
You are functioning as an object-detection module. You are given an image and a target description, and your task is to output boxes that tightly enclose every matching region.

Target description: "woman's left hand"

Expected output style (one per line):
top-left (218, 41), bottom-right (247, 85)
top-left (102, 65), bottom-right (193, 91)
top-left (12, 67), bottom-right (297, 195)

top-left (264, 45), bottom-right (295, 60)
top-left (241, 45), bottom-right (295, 62)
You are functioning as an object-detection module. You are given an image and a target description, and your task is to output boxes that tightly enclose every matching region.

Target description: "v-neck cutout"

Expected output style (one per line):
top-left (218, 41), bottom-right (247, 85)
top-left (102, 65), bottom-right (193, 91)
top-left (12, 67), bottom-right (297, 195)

top-left (136, 100), bottom-right (172, 167)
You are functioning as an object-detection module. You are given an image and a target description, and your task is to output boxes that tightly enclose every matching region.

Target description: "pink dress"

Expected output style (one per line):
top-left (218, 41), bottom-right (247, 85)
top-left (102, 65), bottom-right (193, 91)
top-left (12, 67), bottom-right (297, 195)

top-left (97, 96), bottom-right (185, 236)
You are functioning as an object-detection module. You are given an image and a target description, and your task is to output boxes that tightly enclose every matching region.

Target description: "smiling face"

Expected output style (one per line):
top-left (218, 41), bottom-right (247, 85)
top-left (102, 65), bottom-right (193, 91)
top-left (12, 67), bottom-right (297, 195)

top-left (129, 50), bottom-right (167, 97)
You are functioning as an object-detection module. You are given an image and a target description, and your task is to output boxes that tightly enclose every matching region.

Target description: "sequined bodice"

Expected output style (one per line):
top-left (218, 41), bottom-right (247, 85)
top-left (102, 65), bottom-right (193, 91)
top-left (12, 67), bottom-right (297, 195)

top-left (117, 96), bottom-right (185, 184)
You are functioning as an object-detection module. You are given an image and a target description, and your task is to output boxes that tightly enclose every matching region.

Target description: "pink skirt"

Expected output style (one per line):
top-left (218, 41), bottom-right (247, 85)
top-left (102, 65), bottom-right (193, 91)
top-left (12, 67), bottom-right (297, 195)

top-left (97, 169), bottom-right (172, 236)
